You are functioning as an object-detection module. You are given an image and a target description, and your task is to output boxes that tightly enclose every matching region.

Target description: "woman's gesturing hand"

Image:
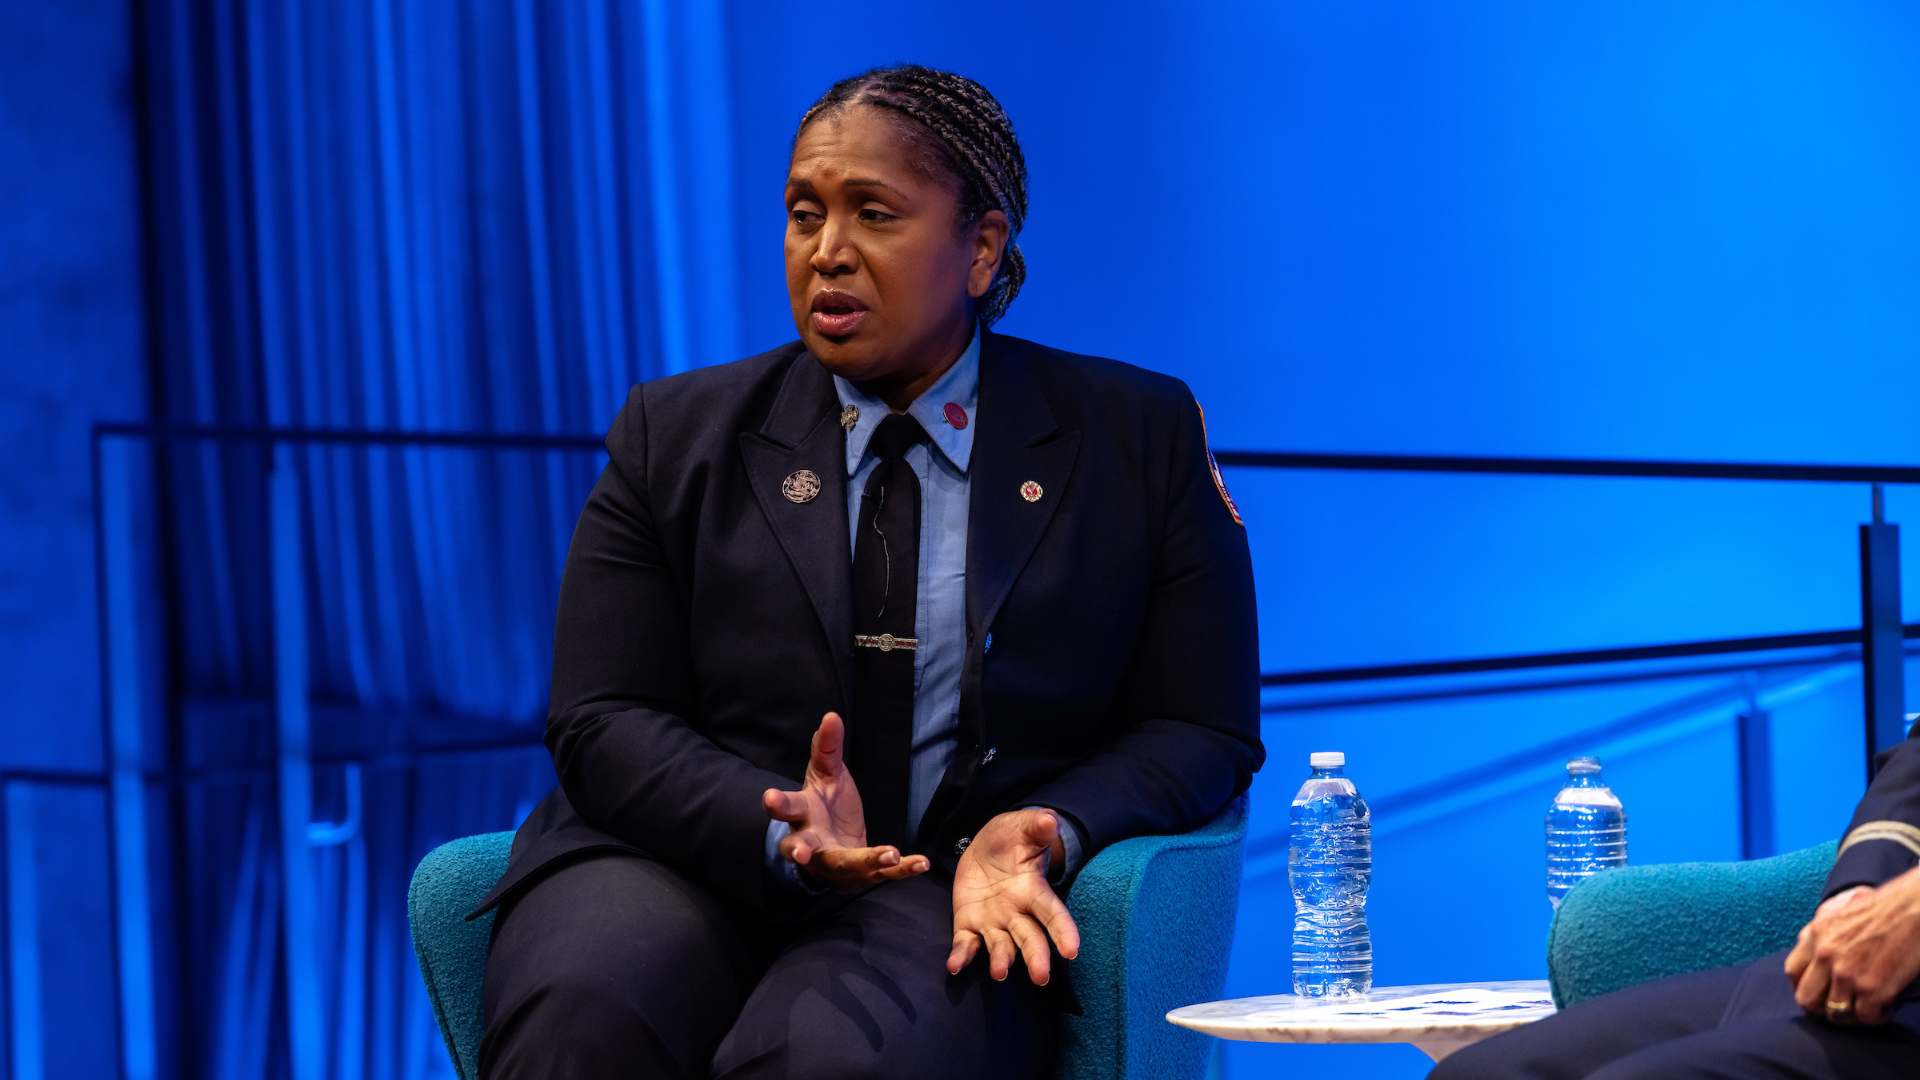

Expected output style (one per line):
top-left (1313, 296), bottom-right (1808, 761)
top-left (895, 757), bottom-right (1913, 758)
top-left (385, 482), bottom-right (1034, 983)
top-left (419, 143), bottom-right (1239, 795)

top-left (1785, 867), bottom-right (1920, 1025)
top-left (947, 808), bottom-right (1082, 987)
top-left (762, 712), bottom-right (930, 890)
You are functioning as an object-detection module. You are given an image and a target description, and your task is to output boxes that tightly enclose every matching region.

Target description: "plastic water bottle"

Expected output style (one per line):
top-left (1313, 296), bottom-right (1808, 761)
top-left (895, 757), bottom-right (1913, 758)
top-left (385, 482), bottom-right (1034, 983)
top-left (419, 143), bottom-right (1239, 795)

top-left (1545, 756), bottom-right (1627, 907)
top-left (1289, 751), bottom-right (1373, 996)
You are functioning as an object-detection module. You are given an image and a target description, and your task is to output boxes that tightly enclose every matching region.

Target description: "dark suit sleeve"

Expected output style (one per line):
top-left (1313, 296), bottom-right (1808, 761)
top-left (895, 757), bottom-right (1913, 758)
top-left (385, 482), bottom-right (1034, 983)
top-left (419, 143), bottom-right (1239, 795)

top-left (1019, 386), bottom-right (1265, 866)
top-left (544, 385), bottom-right (793, 910)
top-left (1824, 732), bottom-right (1920, 899)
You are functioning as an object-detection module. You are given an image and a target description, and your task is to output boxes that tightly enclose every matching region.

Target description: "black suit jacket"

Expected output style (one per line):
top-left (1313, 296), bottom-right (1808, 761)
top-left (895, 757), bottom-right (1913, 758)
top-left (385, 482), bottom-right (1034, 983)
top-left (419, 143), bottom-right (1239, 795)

top-left (473, 329), bottom-right (1264, 917)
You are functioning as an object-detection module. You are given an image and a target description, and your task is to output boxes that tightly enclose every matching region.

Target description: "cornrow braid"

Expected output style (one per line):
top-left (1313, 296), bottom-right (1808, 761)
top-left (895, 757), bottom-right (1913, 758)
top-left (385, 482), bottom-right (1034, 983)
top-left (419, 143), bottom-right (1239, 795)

top-left (797, 65), bottom-right (1029, 326)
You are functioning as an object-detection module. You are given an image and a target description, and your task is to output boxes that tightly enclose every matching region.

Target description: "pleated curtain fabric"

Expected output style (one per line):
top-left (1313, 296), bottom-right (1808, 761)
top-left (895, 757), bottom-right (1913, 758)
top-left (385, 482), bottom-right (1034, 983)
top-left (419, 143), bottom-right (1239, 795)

top-left (135, 3), bottom-right (740, 1077)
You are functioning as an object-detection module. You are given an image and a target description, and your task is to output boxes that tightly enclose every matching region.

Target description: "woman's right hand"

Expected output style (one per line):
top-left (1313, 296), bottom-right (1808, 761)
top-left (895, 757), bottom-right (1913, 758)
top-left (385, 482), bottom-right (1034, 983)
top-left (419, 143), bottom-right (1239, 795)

top-left (763, 712), bottom-right (930, 890)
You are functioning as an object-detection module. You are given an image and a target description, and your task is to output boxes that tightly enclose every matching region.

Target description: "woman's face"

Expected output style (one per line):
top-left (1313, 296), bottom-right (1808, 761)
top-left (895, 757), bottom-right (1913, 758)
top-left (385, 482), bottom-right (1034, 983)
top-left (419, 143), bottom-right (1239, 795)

top-left (786, 106), bottom-right (1005, 392)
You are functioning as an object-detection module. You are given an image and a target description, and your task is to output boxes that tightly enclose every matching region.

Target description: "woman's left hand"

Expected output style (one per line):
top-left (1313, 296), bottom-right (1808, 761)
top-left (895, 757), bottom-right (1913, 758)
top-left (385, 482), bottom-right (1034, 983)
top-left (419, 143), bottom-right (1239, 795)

top-left (946, 808), bottom-right (1081, 986)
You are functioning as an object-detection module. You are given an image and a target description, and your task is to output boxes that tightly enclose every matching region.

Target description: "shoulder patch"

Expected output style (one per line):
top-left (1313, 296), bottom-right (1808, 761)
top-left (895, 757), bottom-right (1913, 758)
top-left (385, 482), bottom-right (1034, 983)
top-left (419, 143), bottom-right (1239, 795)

top-left (1195, 402), bottom-right (1244, 527)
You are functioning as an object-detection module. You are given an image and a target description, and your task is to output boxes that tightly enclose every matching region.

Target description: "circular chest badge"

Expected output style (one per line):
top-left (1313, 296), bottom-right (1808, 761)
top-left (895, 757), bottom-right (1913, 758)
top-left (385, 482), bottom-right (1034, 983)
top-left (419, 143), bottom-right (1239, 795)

top-left (943, 402), bottom-right (969, 430)
top-left (782, 470), bottom-right (822, 504)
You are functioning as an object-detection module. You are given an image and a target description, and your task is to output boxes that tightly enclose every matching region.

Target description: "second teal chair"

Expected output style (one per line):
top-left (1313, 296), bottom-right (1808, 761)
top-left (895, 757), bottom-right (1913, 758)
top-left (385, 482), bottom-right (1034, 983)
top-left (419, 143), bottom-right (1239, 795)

top-left (410, 797), bottom-right (1249, 1080)
top-left (1547, 840), bottom-right (1838, 1008)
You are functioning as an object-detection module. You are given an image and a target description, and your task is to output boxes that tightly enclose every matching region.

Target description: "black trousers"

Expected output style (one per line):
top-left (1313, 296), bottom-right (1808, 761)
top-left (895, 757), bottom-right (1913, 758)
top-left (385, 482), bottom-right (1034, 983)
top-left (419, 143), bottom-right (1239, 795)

top-left (479, 853), bottom-right (1055, 1079)
top-left (1431, 949), bottom-right (1920, 1079)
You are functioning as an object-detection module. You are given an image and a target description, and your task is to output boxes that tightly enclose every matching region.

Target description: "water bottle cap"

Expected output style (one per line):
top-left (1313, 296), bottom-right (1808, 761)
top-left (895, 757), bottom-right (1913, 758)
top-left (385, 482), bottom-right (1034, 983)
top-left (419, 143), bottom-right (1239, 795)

top-left (1567, 756), bottom-right (1602, 775)
top-left (1310, 751), bottom-right (1345, 769)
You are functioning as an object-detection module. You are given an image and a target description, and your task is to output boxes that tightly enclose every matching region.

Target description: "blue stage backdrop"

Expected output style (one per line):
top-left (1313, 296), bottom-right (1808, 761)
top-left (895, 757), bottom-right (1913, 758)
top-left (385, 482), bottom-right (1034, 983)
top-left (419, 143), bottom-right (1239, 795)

top-left (2, 2), bottom-right (1916, 1078)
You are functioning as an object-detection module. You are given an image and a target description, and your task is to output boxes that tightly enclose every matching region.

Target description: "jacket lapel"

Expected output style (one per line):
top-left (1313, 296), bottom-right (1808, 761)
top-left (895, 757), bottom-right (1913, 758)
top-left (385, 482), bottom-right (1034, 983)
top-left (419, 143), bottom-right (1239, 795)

top-left (966, 331), bottom-right (1081, 641)
top-left (739, 354), bottom-right (854, 704)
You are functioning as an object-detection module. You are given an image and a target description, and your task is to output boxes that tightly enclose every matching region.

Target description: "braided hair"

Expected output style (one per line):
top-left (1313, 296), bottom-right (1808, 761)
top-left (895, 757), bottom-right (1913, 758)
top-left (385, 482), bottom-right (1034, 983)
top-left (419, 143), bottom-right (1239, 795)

top-left (797, 66), bottom-right (1029, 327)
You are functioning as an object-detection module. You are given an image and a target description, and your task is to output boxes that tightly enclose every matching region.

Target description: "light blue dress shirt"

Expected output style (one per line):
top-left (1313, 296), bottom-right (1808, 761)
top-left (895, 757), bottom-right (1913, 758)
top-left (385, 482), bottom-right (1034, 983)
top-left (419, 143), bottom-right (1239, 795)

top-left (766, 331), bottom-right (1082, 890)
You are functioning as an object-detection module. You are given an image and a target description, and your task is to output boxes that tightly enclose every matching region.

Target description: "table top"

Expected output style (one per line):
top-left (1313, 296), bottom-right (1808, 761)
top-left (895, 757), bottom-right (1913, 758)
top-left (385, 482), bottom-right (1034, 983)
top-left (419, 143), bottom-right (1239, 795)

top-left (1166, 980), bottom-right (1556, 1051)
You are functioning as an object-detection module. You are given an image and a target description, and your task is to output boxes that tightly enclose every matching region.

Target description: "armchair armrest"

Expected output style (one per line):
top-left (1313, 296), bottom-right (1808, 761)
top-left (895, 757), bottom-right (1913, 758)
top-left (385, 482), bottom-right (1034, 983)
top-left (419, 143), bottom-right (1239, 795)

top-left (409, 832), bottom-right (514, 1080)
top-left (1546, 840), bottom-right (1837, 1008)
top-left (1059, 796), bottom-right (1249, 1080)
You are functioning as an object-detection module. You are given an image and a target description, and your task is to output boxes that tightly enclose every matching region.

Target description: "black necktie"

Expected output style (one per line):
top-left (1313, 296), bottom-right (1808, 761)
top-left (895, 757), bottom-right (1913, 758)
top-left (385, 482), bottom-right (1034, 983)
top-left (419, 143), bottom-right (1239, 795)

top-left (848, 413), bottom-right (926, 850)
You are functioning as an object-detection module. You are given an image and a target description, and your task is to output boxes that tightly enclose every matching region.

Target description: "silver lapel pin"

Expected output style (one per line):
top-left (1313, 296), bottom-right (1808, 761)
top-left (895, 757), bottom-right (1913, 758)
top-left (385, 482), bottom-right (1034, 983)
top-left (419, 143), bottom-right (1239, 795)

top-left (783, 469), bottom-right (822, 504)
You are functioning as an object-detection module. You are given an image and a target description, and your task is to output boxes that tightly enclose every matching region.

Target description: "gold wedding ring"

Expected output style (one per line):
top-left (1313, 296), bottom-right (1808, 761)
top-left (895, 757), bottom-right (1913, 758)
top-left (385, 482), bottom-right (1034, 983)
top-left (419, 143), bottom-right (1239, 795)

top-left (1826, 998), bottom-right (1855, 1021)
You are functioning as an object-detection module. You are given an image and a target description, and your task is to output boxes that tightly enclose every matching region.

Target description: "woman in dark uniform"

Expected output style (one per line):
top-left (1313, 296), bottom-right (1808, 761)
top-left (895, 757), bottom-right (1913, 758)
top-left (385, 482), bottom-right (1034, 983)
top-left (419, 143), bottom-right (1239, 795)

top-left (477, 65), bottom-right (1263, 1079)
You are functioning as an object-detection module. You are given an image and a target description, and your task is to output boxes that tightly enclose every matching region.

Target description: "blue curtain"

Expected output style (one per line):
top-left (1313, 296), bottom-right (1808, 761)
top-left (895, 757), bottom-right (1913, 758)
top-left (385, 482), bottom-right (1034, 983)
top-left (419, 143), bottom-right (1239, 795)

top-left (136, 2), bottom-right (739, 1076)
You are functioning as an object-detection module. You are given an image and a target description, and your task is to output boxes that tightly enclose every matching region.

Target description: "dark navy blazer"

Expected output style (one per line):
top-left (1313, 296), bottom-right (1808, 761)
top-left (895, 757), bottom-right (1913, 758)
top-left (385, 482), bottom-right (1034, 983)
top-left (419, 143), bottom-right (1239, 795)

top-left (1826, 732), bottom-right (1920, 898)
top-left (472, 329), bottom-right (1264, 917)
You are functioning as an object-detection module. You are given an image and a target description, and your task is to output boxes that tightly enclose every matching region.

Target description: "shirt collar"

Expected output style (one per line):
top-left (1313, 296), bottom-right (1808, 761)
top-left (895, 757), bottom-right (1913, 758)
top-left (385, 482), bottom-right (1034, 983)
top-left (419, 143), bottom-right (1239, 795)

top-left (833, 329), bottom-right (980, 476)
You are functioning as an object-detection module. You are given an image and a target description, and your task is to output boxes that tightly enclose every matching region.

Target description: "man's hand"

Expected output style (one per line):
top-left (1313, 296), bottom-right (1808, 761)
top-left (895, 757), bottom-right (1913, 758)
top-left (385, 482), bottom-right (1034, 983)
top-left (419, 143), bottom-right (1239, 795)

top-left (947, 808), bottom-right (1081, 987)
top-left (1786, 866), bottom-right (1920, 1025)
top-left (762, 712), bottom-right (930, 891)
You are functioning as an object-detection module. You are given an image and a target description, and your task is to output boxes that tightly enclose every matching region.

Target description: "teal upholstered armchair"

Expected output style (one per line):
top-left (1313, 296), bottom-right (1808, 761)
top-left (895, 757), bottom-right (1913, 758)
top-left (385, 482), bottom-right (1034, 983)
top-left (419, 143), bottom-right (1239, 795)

top-left (1546, 840), bottom-right (1839, 1008)
top-left (409, 797), bottom-right (1249, 1080)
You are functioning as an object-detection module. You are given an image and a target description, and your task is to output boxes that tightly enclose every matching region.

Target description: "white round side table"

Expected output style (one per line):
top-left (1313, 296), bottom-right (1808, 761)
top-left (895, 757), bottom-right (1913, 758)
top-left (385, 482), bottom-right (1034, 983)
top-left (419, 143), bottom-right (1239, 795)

top-left (1166, 979), bottom-right (1556, 1062)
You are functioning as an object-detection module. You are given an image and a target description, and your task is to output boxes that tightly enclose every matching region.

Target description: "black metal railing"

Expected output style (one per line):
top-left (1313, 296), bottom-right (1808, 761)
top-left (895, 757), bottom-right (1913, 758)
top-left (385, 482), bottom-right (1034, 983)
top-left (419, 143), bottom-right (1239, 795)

top-left (1221, 447), bottom-right (1911, 771)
